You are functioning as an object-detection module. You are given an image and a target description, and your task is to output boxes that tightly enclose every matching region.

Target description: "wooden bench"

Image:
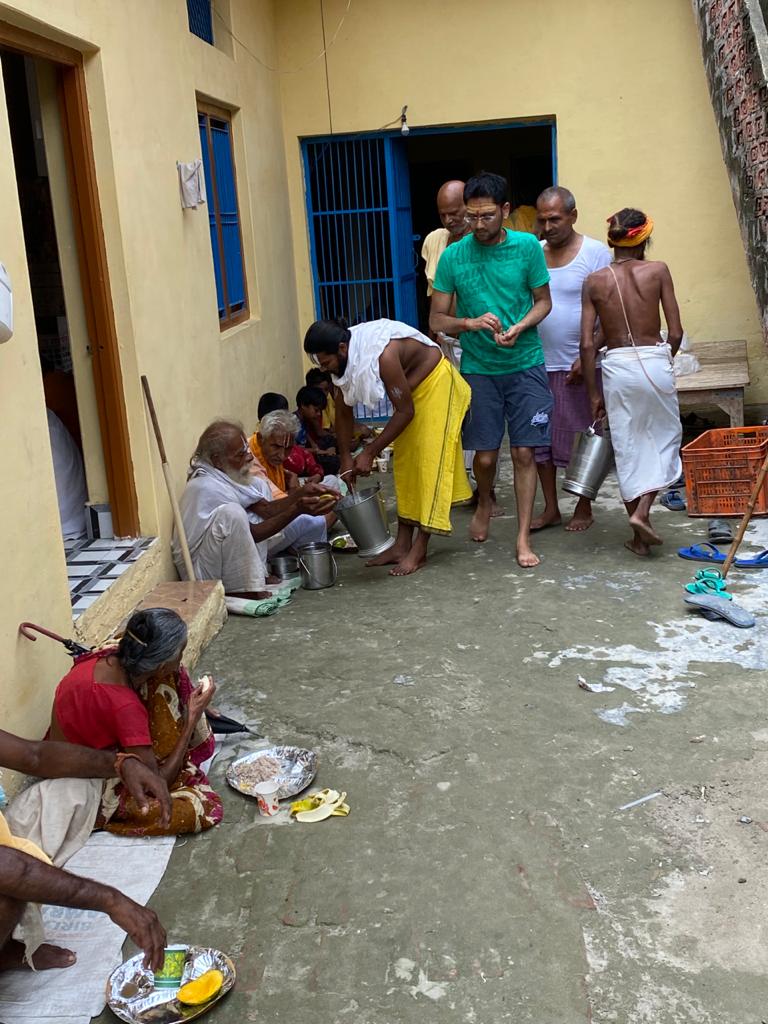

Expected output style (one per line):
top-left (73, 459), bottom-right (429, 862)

top-left (675, 338), bottom-right (749, 427)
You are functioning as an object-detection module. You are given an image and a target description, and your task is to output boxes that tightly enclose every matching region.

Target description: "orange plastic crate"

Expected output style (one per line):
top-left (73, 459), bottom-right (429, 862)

top-left (682, 426), bottom-right (768, 517)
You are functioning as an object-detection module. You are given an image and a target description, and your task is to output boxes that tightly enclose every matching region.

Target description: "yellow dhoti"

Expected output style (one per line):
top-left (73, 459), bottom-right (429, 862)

top-left (393, 358), bottom-right (472, 535)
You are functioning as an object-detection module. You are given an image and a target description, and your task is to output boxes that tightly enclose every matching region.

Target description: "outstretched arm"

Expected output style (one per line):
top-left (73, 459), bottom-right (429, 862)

top-left (659, 264), bottom-right (683, 355)
top-left (347, 347), bottom-right (415, 480)
top-left (580, 281), bottom-right (605, 421)
top-left (0, 730), bottom-right (170, 826)
top-left (0, 847), bottom-right (166, 969)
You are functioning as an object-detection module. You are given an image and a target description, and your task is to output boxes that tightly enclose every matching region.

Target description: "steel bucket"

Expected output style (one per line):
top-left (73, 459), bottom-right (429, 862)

top-left (336, 485), bottom-right (396, 559)
top-left (269, 554), bottom-right (300, 582)
top-left (297, 542), bottom-right (337, 590)
top-left (562, 421), bottom-right (614, 500)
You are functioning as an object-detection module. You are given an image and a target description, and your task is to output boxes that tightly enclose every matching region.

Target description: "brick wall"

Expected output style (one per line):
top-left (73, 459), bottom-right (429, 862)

top-left (693, 0), bottom-right (768, 341)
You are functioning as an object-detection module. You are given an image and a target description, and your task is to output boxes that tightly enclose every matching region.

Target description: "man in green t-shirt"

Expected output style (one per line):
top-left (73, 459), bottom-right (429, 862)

top-left (430, 172), bottom-right (553, 567)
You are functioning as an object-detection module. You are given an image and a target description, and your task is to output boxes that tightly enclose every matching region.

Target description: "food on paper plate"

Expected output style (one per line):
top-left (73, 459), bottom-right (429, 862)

top-left (233, 756), bottom-right (281, 789)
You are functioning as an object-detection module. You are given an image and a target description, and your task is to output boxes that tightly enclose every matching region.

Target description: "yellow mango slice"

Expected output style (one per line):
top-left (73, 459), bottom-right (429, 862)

top-left (177, 969), bottom-right (224, 1005)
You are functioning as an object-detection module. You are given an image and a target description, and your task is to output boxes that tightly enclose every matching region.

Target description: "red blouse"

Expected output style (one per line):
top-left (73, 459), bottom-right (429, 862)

top-left (53, 651), bottom-right (152, 750)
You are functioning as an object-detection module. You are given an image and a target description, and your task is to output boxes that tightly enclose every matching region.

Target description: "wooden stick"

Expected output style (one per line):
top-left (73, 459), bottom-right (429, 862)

top-left (722, 446), bottom-right (768, 577)
top-left (141, 375), bottom-right (196, 582)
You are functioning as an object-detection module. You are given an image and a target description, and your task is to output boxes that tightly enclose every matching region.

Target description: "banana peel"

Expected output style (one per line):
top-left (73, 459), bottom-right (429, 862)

top-left (290, 788), bottom-right (350, 822)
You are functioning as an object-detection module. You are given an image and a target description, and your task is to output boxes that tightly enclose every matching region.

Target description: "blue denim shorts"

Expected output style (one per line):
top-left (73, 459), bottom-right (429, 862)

top-left (462, 365), bottom-right (553, 450)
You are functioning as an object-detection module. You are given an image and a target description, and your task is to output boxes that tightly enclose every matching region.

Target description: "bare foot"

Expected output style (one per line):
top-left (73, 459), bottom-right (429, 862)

top-left (624, 537), bottom-right (650, 557)
top-left (516, 543), bottom-right (541, 568)
top-left (0, 940), bottom-right (76, 972)
top-left (366, 545), bottom-right (408, 567)
top-left (565, 512), bottom-right (594, 532)
top-left (628, 513), bottom-right (662, 546)
top-left (471, 490), bottom-right (504, 517)
top-left (389, 552), bottom-right (427, 576)
top-left (470, 503), bottom-right (492, 542)
top-left (531, 510), bottom-right (562, 531)
top-left (266, 574), bottom-right (281, 585)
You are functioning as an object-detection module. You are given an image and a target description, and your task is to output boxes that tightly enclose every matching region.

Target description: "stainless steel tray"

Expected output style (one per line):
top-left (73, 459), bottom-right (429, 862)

top-left (225, 745), bottom-right (317, 801)
top-left (106, 946), bottom-right (235, 1023)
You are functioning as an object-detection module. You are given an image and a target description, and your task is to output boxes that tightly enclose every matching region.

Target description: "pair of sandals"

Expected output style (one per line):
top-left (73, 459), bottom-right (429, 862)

top-left (684, 568), bottom-right (732, 600)
top-left (683, 568), bottom-right (755, 628)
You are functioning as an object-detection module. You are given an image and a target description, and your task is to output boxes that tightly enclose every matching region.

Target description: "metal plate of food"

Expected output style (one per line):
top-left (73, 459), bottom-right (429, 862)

top-left (226, 745), bottom-right (317, 801)
top-left (106, 946), bottom-right (235, 1024)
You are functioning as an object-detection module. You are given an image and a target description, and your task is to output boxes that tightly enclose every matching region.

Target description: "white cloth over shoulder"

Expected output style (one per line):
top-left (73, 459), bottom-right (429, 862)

top-left (174, 462), bottom-right (271, 558)
top-left (173, 463), bottom-right (272, 590)
top-left (333, 318), bottom-right (438, 410)
top-left (601, 344), bottom-right (682, 502)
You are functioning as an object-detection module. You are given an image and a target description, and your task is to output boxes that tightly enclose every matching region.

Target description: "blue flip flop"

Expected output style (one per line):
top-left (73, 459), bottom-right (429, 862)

top-left (677, 542), bottom-right (725, 564)
top-left (733, 548), bottom-right (768, 568)
top-left (661, 489), bottom-right (686, 511)
top-left (684, 593), bottom-right (755, 628)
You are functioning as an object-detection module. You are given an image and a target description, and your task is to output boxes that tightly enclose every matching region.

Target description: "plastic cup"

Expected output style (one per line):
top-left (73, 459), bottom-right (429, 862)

top-left (153, 944), bottom-right (187, 988)
top-left (254, 779), bottom-right (280, 817)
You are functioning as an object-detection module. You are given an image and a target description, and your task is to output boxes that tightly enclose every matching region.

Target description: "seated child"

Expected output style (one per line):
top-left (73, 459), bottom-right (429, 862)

top-left (305, 368), bottom-right (374, 443)
top-left (295, 386), bottom-right (340, 476)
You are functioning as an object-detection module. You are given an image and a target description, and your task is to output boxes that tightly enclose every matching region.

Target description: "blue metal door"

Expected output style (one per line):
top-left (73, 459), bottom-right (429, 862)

top-left (302, 135), bottom-right (416, 328)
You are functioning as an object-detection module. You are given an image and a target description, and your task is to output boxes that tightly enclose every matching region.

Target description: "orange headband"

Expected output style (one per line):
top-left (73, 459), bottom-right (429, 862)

top-left (608, 214), bottom-right (654, 247)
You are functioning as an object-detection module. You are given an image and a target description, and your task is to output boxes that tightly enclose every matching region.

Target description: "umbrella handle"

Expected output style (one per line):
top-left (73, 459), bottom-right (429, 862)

top-left (19, 622), bottom-right (68, 645)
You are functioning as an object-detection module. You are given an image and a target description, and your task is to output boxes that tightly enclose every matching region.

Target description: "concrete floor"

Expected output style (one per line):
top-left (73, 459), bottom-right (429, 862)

top-left (98, 467), bottom-right (768, 1023)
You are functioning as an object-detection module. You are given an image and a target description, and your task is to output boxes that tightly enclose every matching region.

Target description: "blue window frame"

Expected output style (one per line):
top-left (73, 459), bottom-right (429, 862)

top-left (187, 0), bottom-right (214, 44)
top-left (198, 108), bottom-right (248, 328)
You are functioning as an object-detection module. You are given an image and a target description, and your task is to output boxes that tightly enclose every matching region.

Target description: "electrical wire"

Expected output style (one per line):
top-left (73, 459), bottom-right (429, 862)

top-left (212, 0), bottom-right (352, 75)
top-left (380, 105), bottom-right (408, 130)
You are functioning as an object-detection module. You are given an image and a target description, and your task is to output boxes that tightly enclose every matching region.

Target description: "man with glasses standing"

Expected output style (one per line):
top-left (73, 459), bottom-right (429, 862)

top-left (430, 172), bottom-right (553, 566)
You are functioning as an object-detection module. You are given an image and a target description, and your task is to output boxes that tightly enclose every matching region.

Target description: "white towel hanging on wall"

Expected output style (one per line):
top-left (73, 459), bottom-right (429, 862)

top-left (177, 160), bottom-right (207, 209)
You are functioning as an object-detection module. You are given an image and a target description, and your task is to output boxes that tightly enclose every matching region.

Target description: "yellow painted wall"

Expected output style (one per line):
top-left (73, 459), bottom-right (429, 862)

top-left (275, 0), bottom-right (766, 398)
top-left (0, 0), bottom-right (302, 763)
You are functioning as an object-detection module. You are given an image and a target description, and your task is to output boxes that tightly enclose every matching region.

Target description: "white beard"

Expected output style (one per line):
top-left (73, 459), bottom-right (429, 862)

top-left (225, 465), bottom-right (254, 487)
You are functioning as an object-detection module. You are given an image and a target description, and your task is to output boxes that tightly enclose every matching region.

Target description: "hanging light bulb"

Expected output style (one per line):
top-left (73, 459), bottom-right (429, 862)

top-left (400, 105), bottom-right (409, 136)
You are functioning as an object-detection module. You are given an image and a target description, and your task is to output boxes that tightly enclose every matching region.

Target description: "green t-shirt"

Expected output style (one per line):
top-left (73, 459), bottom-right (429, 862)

top-left (433, 230), bottom-right (550, 376)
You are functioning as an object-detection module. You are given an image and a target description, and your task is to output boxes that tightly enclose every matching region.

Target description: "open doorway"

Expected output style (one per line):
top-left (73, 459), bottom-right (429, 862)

top-left (0, 20), bottom-right (139, 542)
top-left (2, 50), bottom-right (90, 542)
top-left (302, 119), bottom-right (555, 418)
top-left (302, 120), bottom-right (555, 337)
top-left (405, 122), bottom-right (555, 334)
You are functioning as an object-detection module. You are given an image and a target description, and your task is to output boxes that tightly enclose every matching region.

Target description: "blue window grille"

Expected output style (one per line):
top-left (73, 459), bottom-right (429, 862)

top-left (302, 135), bottom-right (418, 419)
top-left (198, 110), bottom-right (248, 327)
top-left (187, 0), bottom-right (213, 44)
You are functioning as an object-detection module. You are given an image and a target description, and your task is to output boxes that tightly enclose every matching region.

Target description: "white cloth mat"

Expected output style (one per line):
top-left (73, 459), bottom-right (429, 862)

top-left (0, 831), bottom-right (175, 1024)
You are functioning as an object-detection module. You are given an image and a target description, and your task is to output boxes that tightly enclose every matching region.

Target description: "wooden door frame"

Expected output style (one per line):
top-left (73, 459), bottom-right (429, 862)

top-left (0, 19), bottom-right (139, 537)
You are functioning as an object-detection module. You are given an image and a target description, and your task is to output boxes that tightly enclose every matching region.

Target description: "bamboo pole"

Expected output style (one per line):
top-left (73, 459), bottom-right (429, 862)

top-left (722, 446), bottom-right (768, 577)
top-left (141, 375), bottom-right (196, 582)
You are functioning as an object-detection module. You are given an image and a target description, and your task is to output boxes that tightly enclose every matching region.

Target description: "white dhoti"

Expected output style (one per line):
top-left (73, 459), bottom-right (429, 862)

top-left (267, 514), bottom-right (327, 555)
top-left (183, 502), bottom-right (269, 592)
top-left (174, 464), bottom-right (274, 593)
top-left (602, 344), bottom-right (682, 502)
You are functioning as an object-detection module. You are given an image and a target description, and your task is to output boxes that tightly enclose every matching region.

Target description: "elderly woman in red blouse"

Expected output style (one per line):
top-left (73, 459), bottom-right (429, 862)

top-left (48, 608), bottom-right (222, 836)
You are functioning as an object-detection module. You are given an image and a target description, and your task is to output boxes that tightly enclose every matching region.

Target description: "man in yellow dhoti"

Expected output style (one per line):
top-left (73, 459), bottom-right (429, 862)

top-left (303, 318), bottom-right (471, 576)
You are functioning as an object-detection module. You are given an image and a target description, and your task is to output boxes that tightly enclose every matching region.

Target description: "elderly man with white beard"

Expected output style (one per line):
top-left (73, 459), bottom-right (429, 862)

top-left (172, 420), bottom-right (339, 598)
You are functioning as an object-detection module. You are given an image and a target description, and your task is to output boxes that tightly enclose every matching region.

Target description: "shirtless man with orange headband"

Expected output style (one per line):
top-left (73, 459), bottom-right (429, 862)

top-left (580, 208), bottom-right (683, 556)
